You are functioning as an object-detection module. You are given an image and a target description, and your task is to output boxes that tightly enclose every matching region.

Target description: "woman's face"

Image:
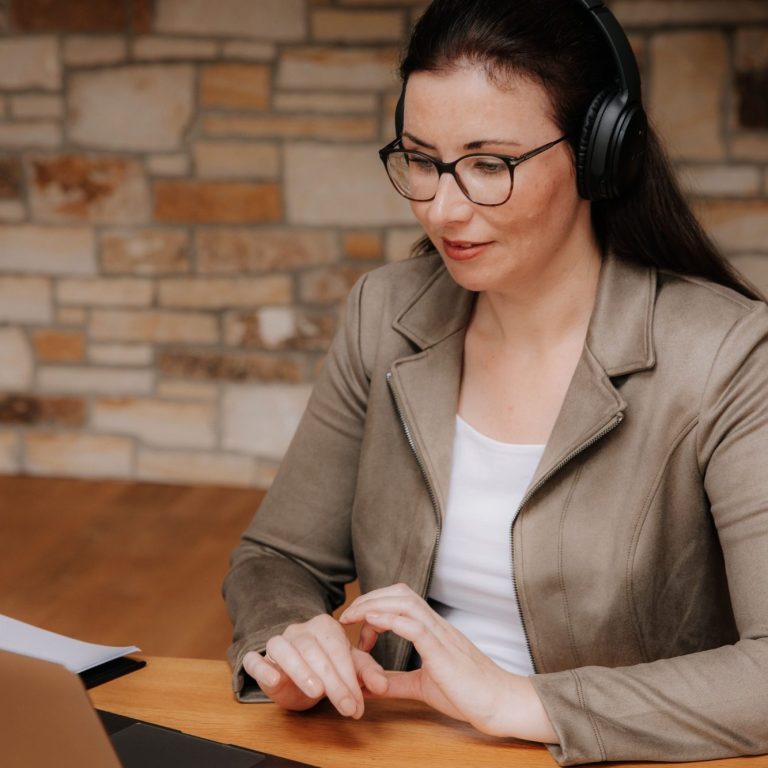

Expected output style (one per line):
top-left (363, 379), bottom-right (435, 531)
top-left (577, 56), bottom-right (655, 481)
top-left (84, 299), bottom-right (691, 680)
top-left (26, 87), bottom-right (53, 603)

top-left (403, 65), bottom-right (594, 295)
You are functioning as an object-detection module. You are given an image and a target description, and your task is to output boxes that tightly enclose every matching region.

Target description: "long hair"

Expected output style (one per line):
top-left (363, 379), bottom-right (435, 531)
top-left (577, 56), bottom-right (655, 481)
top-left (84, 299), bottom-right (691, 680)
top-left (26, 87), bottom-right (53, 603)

top-left (400, 0), bottom-right (761, 300)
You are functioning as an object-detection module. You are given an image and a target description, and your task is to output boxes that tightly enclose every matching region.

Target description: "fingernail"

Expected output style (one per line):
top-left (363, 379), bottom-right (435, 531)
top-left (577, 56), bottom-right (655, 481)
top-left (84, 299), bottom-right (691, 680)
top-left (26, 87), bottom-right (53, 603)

top-left (339, 697), bottom-right (356, 717)
top-left (303, 677), bottom-right (321, 698)
top-left (262, 668), bottom-right (279, 687)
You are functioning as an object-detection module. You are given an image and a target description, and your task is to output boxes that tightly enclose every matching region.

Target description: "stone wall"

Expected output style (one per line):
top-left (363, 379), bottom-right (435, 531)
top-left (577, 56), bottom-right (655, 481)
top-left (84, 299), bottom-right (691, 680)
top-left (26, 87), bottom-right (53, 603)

top-left (0, 0), bottom-right (766, 487)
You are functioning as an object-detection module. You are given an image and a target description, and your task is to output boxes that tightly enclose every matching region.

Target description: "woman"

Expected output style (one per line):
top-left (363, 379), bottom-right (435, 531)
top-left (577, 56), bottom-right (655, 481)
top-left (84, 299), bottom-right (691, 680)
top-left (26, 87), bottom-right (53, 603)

top-left (224, 0), bottom-right (768, 763)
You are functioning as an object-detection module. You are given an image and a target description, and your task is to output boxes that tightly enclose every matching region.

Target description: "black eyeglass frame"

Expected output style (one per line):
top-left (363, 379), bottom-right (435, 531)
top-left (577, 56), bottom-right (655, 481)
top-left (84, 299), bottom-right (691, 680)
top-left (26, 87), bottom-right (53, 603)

top-left (378, 135), bottom-right (569, 207)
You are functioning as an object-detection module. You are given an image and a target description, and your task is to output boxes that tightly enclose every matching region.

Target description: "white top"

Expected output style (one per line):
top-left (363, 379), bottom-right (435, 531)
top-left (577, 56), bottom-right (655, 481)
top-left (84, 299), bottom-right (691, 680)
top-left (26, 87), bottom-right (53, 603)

top-left (427, 415), bottom-right (544, 676)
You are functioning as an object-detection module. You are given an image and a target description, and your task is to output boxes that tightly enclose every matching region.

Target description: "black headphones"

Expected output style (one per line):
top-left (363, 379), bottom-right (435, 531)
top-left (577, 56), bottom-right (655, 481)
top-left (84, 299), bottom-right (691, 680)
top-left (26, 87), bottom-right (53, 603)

top-left (394, 0), bottom-right (647, 201)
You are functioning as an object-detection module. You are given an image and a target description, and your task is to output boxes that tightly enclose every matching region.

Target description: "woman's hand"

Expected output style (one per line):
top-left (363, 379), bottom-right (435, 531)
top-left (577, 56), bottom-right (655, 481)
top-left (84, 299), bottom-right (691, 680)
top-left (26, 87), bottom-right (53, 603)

top-left (339, 584), bottom-right (557, 743)
top-left (242, 614), bottom-right (388, 718)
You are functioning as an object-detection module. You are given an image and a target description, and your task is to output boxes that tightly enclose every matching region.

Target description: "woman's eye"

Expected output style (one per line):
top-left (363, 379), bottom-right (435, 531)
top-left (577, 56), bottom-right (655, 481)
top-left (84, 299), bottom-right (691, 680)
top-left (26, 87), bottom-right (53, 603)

top-left (405, 154), bottom-right (435, 172)
top-left (468, 157), bottom-right (505, 174)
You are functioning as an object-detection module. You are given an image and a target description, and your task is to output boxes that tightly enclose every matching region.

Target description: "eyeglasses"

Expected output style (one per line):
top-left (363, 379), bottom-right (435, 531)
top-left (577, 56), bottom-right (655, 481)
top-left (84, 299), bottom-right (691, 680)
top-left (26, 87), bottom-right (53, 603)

top-left (378, 135), bottom-right (568, 206)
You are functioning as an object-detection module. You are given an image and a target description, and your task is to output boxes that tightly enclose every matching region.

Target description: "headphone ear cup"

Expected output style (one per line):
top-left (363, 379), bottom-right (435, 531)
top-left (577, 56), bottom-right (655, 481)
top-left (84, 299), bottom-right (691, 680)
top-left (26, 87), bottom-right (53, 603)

top-left (576, 88), bottom-right (612, 200)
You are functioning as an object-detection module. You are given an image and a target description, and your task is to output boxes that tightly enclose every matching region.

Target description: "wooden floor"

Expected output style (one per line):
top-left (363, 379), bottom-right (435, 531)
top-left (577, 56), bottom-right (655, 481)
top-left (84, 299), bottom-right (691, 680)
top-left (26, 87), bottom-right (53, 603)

top-left (0, 475), bottom-right (265, 660)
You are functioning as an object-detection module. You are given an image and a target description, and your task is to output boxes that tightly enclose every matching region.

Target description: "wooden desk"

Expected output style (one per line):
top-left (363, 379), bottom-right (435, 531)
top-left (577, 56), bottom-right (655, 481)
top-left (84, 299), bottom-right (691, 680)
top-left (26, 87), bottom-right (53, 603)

top-left (90, 656), bottom-right (768, 768)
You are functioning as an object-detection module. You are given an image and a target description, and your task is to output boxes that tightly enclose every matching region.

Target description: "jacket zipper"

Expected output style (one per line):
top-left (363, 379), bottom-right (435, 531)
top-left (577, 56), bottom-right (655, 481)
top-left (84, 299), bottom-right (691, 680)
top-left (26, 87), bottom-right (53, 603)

top-left (510, 411), bottom-right (624, 673)
top-left (386, 370), bottom-right (442, 671)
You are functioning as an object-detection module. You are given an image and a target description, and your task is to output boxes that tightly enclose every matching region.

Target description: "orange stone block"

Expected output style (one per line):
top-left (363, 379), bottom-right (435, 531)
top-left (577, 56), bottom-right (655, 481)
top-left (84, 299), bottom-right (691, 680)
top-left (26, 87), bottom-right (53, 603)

top-left (12, 0), bottom-right (130, 32)
top-left (31, 329), bottom-right (85, 362)
top-left (342, 231), bottom-right (382, 260)
top-left (154, 180), bottom-right (282, 223)
top-left (200, 64), bottom-right (271, 110)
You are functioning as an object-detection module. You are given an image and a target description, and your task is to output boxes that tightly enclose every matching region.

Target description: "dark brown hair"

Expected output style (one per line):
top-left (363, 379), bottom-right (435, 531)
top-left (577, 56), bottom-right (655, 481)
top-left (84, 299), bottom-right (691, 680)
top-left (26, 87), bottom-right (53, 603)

top-left (400, 0), bottom-right (761, 300)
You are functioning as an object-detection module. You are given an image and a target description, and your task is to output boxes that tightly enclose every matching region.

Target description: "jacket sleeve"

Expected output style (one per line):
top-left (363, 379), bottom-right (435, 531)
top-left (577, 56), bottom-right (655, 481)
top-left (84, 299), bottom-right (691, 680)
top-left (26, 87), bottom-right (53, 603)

top-left (223, 273), bottom-right (372, 700)
top-left (530, 304), bottom-right (768, 765)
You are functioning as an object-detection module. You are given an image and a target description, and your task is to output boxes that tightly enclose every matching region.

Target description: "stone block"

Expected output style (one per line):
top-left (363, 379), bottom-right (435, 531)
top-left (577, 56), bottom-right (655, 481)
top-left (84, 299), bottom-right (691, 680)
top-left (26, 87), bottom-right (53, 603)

top-left (31, 329), bottom-right (85, 362)
top-left (278, 48), bottom-right (399, 91)
top-left (0, 226), bottom-right (95, 275)
top-left (224, 307), bottom-right (337, 351)
top-left (735, 71), bottom-right (768, 130)
top-left (147, 154), bottom-right (190, 177)
top-left (731, 133), bottom-right (768, 161)
top-left (89, 343), bottom-right (153, 367)
top-left (29, 154), bottom-right (151, 224)
top-left (222, 41), bottom-right (276, 61)
top-left (695, 200), bottom-right (768, 252)
top-left (138, 449), bottom-right (255, 486)
top-left (90, 309), bottom-right (219, 344)
top-left (58, 277), bottom-right (154, 307)
top-left (159, 350), bottom-right (303, 383)
top-left (159, 275), bottom-right (291, 308)
top-left (156, 380), bottom-right (218, 401)
top-left (299, 266), bottom-right (370, 304)
top-left (0, 157), bottom-right (22, 199)
top-left (343, 230), bottom-right (382, 260)
top-left (679, 164), bottom-right (761, 197)
top-left (0, 37), bottom-right (59, 89)
top-left (386, 227), bottom-right (425, 262)
top-left (11, 95), bottom-right (62, 119)
top-left (133, 37), bottom-right (219, 60)
top-left (0, 394), bottom-right (85, 427)
top-left (57, 308), bottom-right (87, 325)
top-left (735, 28), bottom-right (768, 70)
top-left (612, 0), bottom-right (768, 25)
top-left (154, 180), bottom-right (282, 223)
top-left (222, 384), bottom-right (313, 459)
top-left (0, 328), bottom-right (33, 389)
top-left (63, 36), bottom-right (127, 66)
top-left (194, 141), bottom-right (279, 179)
top-left (0, 122), bottom-right (61, 149)
top-left (729, 255), bottom-right (768, 297)
top-left (101, 229), bottom-right (190, 275)
top-left (68, 65), bottom-right (194, 152)
top-left (0, 431), bottom-right (19, 473)
top-left (25, 433), bottom-right (133, 479)
top-left (93, 397), bottom-right (216, 449)
top-left (274, 92), bottom-right (377, 114)
top-left (649, 32), bottom-right (727, 161)
top-left (311, 9), bottom-right (403, 42)
top-left (12, 0), bottom-right (134, 32)
top-left (285, 142), bottom-right (413, 226)
top-left (38, 366), bottom-right (154, 395)
top-left (202, 114), bottom-right (377, 141)
top-left (200, 64), bottom-right (271, 109)
top-left (0, 277), bottom-right (52, 323)
top-left (197, 228), bottom-right (337, 273)
top-left (155, 0), bottom-right (306, 40)
top-left (0, 201), bottom-right (25, 223)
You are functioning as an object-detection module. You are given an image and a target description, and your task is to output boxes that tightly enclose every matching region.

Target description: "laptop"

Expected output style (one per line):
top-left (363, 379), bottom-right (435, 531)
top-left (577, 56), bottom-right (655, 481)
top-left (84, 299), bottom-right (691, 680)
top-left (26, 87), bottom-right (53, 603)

top-left (0, 650), bottom-right (317, 767)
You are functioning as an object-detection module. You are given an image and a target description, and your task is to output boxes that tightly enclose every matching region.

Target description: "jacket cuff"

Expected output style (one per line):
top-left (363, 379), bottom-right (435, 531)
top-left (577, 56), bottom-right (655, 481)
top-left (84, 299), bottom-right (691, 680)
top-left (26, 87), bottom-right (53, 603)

top-left (530, 670), bottom-right (606, 766)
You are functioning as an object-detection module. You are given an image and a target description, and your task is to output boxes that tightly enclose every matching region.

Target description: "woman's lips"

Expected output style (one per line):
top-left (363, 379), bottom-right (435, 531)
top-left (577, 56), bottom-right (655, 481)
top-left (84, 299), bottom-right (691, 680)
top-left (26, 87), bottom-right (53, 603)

top-left (442, 238), bottom-right (492, 261)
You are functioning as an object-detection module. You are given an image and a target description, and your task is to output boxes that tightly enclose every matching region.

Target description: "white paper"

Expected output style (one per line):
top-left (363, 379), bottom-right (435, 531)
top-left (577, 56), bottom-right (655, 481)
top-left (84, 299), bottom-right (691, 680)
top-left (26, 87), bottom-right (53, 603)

top-left (0, 614), bottom-right (140, 673)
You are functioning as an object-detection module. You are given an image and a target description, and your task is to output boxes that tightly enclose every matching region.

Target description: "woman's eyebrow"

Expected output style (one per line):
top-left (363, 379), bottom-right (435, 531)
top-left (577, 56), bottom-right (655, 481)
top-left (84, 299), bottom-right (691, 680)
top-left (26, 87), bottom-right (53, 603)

top-left (402, 131), bottom-right (521, 150)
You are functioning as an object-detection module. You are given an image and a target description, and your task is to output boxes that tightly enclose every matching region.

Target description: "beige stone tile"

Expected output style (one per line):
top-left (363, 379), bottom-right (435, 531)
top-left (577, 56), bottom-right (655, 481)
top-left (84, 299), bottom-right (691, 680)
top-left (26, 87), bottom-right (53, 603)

top-left (10, 95), bottom-right (63, 119)
top-left (31, 329), bottom-right (85, 363)
top-left (90, 309), bottom-right (218, 344)
top-left (202, 113), bottom-right (377, 141)
top-left (101, 229), bottom-right (190, 275)
top-left (0, 328), bottom-right (34, 389)
top-left (0, 38), bottom-right (59, 90)
top-left (68, 65), bottom-right (195, 151)
top-left (0, 431), bottom-right (20, 473)
top-left (695, 199), bottom-right (768, 252)
top-left (146, 154), bottom-right (190, 177)
top-left (285, 142), bottom-right (413, 226)
top-left (25, 433), bottom-right (133, 479)
top-left (299, 266), bottom-right (370, 304)
top-left (57, 277), bottom-right (154, 307)
top-left (29, 154), bottom-right (151, 224)
top-left (278, 48), bottom-right (399, 90)
top-left (57, 307), bottom-right (87, 325)
top-left (89, 343), bottom-right (153, 367)
top-left (253, 458), bottom-right (280, 488)
top-left (0, 394), bottom-right (86, 427)
top-left (154, 180), bottom-right (282, 223)
top-left (0, 200), bottom-right (26, 222)
top-left (678, 164), bottom-right (762, 197)
top-left (158, 349), bottom-right (303, 383)
top-left (386, 226), bottom-right (425, 262)
top-left (63, 36), bottom-right (127, 66)
top-left (38, 365), bottom-right (154, 395)
top-left (224, 307), bottom-right (336, 351)
top-left (731, 132), bottom-right (768, 161)
top-left (133, 36), bottom-right (219, 60)
top-left (158, 275), bottom-right (291, 308)
top-left (311, 9), bottom-right (404, 42)
top-left (93, 397), bottom-right (216, 449)
top-left (649, 32), bottom-right (727, 161)
top-left (274, 91), bottom-right (377, 114)
top-left (196, 228), bottom-right (338, 273)
top-left (613, 0), bottom-right (768, 25)
top-left (155, 0), bottom-right (306, 40)
top-left (138, 449), bottom-right (255, 486)
top-left (222, 41), bottom-right (276, 61)
top-left (156, 380), bottom-right (219, 401)
top-left (0, 225), bottom-right (95, 274)
top-left (0, 276), bottom-right (52, 323)
top-left (200, 64), bottom-right (271, 110)
top-left (222, 383), bottom-right (312, 459)
top-left (194, 141), bottom-right (279, 179)
top-left (0, 121), bottom-right (61, 149)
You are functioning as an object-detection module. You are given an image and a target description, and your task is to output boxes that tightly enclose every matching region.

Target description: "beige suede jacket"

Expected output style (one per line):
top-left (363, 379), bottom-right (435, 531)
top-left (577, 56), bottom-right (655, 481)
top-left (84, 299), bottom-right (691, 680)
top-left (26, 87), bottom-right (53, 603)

top-left (224, 252), bottom-right (768, 765)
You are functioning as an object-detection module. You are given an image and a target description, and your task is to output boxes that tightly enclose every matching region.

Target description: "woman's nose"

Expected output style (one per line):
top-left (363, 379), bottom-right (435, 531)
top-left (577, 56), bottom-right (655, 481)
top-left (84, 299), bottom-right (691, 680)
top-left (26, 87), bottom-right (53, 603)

top-left (424, 172), bottom-right (473, 227)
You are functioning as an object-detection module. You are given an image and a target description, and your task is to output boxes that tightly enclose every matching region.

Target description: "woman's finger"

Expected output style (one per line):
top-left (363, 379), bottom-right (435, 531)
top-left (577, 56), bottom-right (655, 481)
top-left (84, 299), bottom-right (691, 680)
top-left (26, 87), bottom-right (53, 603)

top-left (242, 649), bottom-right (281, 689)
top-left (265, 635), bottom-right (324, 700)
